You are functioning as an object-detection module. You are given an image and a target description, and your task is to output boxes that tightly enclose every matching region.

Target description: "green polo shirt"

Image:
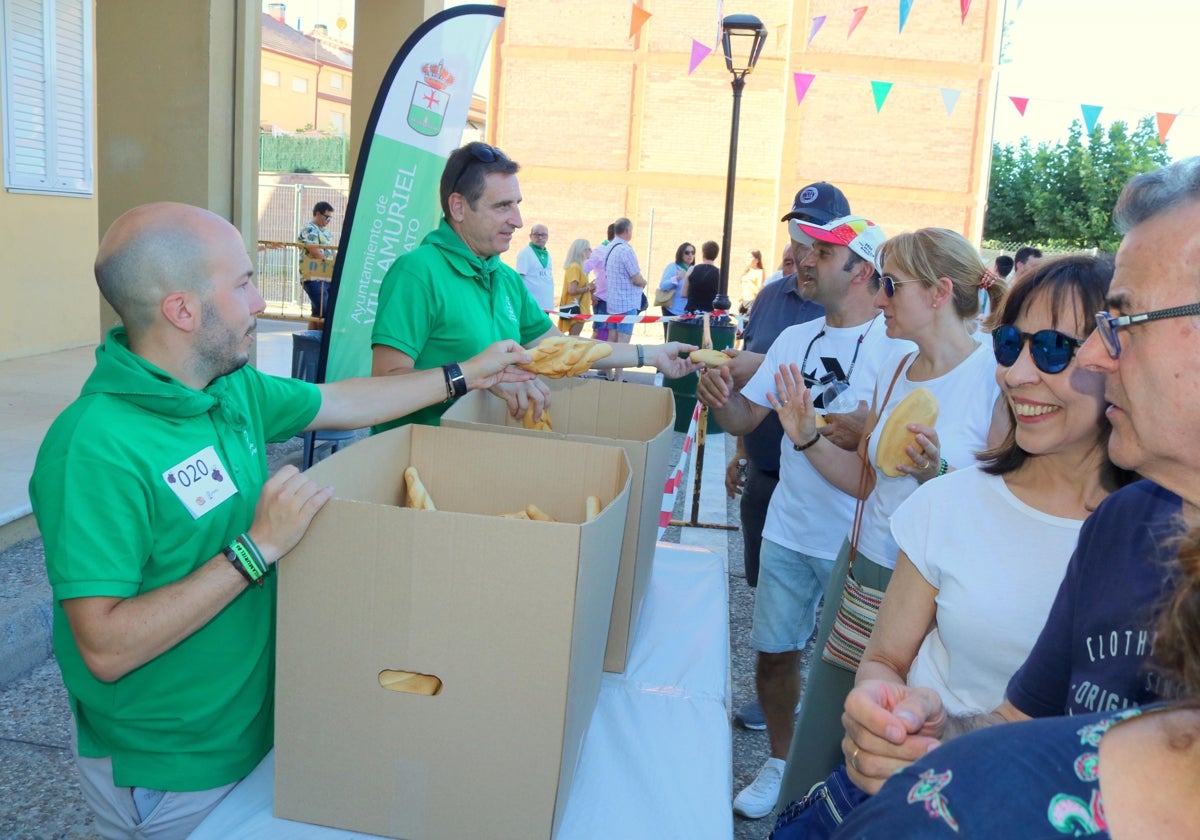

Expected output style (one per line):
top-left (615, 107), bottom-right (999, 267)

top-left (371, 219), bottom-right (553, 431)
top-left (29, 327), bottom-right (320, 791)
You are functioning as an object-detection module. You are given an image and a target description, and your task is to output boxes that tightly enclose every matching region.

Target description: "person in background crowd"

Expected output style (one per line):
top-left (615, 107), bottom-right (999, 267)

top-left (515, 223), bottom-right (555, 312)
top-left (1014, 245), bottom-right (1043, 279)
top-left (557, 238), bottom-right (594, 336)
top-left (682, 240), bottom-right (720, 313)
top-left (659, 241), bottom-right (695, 338)
top-left (584, 222), bottom-right (616, 342)
top-left (739, 249), bottom-right (766, 315)
top-left (297, 201), bottom-right (335, 318)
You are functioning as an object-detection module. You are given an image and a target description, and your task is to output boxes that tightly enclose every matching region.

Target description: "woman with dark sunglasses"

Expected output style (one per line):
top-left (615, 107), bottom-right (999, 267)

top-left (658, 242), bottom-right (695, 338)
top-left (769, 227), bottom-right (1012, 804)
top-left (769, 255), bottom-right (1133, 836)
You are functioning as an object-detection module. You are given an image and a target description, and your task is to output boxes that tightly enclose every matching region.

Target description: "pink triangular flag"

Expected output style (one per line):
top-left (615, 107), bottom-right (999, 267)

top-left (848, 7), bottom-right (869, 38)
top-left (688, 39), bottom-right (712, 75)
top-left (1009, 96), bottom-right (1029, 116)
top-left (793, 72), bottom-right (816, 105)
top-left (807, 16), bottom-right (826, 47)
top-left (1157, 112), bottom-right (1177, 144)
top-left (629, 4), bottom-right (651, 39)
top-left (960, 0), bottom-right (971, 22)
top-left (940, 88), bottom-right (961, 116)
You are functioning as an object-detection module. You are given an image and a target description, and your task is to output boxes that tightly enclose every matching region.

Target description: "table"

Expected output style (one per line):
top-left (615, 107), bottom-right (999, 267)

top-left (191, 543), bottom-right (731, 840)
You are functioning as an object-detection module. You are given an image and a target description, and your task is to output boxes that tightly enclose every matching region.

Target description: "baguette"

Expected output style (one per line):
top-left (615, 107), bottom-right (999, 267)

top-left (689, 348), bottom-right (732, 367)
top-left (379, 670), bottom-right (442, 696)
top-left (585, 496), bottom-right (601, 521)
top-left (403, 466), bottom-right (436, 510)
top-left (522, 403), bottom-right (553, 431)
top-left (519, 336), bottom-right (612, 378)
top-left (874, 387), bottom-right (939, 478)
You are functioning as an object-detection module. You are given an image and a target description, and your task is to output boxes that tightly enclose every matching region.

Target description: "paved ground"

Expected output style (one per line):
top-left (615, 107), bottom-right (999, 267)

top-left (0, 427), bottom-right (791, 840)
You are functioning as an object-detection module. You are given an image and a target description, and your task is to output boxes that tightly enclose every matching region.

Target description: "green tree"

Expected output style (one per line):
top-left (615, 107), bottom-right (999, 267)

top-left (984, 116), bottom-right (1170, 251)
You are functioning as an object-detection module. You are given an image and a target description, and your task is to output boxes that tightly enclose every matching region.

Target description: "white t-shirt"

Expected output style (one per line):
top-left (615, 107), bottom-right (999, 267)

top-left (742, 314), bottom-right (914, 559)
top-left (516, 245), bottom-right (555, 311)
top-left (891, 466), bottom-right (1083, 716)
top-left (858, 341), bottom-right (1000, 569)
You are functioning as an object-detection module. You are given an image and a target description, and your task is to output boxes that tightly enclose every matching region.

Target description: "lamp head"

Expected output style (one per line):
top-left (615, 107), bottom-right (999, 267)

top-left (721, 14), bottom-right (767, 77)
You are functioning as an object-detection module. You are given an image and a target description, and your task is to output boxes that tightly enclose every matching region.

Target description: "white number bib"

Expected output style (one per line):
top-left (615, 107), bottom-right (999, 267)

top-left (163, 445), bottom-right (239, 519)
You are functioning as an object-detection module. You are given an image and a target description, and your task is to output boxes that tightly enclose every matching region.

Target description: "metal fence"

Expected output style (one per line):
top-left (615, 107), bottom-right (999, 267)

top-left (257, 179), bottom-right (350, 318)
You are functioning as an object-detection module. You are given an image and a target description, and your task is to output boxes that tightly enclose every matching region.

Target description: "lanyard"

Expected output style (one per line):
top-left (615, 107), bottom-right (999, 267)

top-left (800, 314), bottom-right (879, 387)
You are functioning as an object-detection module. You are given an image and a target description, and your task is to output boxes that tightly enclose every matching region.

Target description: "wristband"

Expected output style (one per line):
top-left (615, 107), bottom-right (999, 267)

top-left (442, 363), bottom-right (467, 401)
top-left (225, 534), bottom-right (267, 586)
top-left (936, 457), bottom-right (949, 477)
top-left (636, 345), bottom-right (645, 368)
top-left (793, 433), bottom-right (821, 452)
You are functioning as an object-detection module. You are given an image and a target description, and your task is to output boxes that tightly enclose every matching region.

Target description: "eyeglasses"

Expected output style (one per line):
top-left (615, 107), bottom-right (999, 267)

top-left (323, 212), bottom-right (334, 220)
top-left (1094, 302), bottom-right (1200, 359)
top-left (684, 249), bottom-right (695, 255)
top-left (882, 275), bottom-right (922, 297)
top-left (448, 143), bottom-right (510, 195)
top-left (993, 325), bottom-right (1083, 374)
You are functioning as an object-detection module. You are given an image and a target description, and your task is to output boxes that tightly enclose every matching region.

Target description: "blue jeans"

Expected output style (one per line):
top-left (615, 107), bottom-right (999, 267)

top-left (770, 765), bottom-right (869, 840)
top-left (302, 279), bottom-right (329, 318)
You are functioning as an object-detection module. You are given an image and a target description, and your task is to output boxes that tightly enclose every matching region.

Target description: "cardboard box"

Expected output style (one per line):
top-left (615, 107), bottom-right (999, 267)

top-left (274, 424), bottom-right (631, 840)
top-left (442, 378), bottom-right (674, 672)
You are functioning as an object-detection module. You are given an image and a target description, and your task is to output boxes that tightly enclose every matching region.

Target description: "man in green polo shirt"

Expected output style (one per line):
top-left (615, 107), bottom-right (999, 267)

top-left (370, 141), bottom-right (697, 431)
top-left (29, 202), bottom-right (533, 839)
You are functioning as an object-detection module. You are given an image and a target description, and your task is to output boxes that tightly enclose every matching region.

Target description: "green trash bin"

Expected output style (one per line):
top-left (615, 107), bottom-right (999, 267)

top-left (662, 317), bottom-right (737, 433)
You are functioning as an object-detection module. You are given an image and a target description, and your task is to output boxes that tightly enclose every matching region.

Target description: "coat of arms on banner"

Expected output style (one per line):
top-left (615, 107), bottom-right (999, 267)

top-left (408, 60), bottom-right (455, 137)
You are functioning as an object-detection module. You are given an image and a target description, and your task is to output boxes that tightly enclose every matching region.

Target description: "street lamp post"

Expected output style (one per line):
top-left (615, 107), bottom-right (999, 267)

top-left (713, 14), bottom-right (767, 313)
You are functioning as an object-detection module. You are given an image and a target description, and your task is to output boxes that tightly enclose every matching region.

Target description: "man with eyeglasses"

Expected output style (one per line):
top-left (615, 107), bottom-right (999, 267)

top-left (298, 201), bottom-right (335, 318)
top-left (371, 142), bottom-right (696, 429)
top-left (839, 158), bottom-right (1197, 798)
top-left (516, 224), bottom-right (555, 312)
top-left (698, 210), bottom-right (914, 819)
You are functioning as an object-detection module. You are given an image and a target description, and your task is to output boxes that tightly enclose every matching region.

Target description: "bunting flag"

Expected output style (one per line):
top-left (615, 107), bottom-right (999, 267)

top-left (688, 39), bottom-right (711, 74)
top-left (630, 3), bottom-right (651, 39)
top-left (1156, 112), bottom-right (1177, 143)
top-left (848, 6), bottom-right (869, 38)
top-left (793, 72), bottom-right (816, 104)
top-left (899, 0), bottom-right (915, 33)
top-left (807, 15), bottom-right (826, 47)
top-left (940, 87), bottom-right (961, 116)
top-left (960, 0), bottom-right (971, 22)
top-left (322, 5), bottom-right (503, 382)
top-left (775, 22), bottom-right (789, 47)
top-left (1080, 104), bottom-right (1103, 133)
top-left (1009, 96), bottom-right (1029, 116)
top-left (871, 80), bottom-right (894, 112)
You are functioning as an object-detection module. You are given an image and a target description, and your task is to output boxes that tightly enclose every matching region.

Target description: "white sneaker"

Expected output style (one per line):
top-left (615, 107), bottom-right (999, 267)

top-left (733, 757), bottom-right (786, 819)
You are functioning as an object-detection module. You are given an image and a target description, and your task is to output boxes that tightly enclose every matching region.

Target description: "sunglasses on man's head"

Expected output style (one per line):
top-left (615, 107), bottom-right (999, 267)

top-left (992, 325), bottom-right (1083, 374)
top-left (449, 143), bottom-right (510, 194)
top-left (882, 275), bottom-right (921, 297)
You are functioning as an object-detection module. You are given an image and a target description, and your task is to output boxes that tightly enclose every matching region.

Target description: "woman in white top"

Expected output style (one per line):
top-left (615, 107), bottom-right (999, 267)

top-left (771, 227), bottom-right (1010, 800)
top-left (769, 254), bottom-right (1131, 833)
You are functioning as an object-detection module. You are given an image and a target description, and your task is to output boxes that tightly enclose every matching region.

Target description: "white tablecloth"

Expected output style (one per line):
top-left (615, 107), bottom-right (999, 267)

top-left (191, 542), bottom-right (731, 840)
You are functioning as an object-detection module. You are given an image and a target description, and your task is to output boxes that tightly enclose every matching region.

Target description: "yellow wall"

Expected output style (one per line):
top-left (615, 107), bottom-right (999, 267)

top-left (261, 51), bottom-right (352, 137)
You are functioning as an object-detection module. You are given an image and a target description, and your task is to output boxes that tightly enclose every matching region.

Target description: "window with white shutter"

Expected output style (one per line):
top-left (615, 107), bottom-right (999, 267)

top-left (1, 0), bottom-right (94, 196)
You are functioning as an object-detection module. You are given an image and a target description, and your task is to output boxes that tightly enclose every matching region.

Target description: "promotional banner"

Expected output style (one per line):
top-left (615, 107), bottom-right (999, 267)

top-left (321, 4), bottom-right (504, 383)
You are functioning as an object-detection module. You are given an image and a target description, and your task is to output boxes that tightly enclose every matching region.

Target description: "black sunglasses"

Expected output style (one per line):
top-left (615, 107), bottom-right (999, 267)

top-left (882, 275), bottom-right (921, 297)
top-left (448, 143), bottom-right (509, 194)
top-left (993, 325), bottom-right (1084, 374)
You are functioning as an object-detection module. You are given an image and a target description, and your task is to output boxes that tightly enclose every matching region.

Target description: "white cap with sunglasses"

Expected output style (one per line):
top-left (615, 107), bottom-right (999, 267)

top-left (792, 214), bottom-right (887, 272)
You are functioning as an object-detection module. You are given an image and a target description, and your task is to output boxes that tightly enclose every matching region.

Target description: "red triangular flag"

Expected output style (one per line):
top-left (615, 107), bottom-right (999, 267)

top-left (960, 0), bottom-right (971, 22)
top-left (688, 39), bottom-right (712, 75)
top-left (1009, 96), bottom-right (1029, 116)
top-left (793, 72), bottom-right (816, 105)
top-left (848, 6), bottom-right (869, 38)
top-left (629, 4), bottom-right (651, 39)
top-left (1157, 112), bottom-right (1177, 144)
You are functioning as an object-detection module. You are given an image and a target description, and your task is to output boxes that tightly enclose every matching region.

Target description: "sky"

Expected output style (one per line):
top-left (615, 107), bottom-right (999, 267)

top-left (266, 0), bottom-right (1200, 159)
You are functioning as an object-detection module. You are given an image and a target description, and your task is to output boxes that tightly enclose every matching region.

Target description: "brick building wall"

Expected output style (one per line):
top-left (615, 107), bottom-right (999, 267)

top-left (489, 0), bottom-right (1001, 286)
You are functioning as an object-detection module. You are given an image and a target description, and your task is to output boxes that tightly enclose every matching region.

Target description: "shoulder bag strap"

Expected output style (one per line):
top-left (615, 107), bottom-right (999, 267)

top-left (847, 352), bottom-right (915, 572)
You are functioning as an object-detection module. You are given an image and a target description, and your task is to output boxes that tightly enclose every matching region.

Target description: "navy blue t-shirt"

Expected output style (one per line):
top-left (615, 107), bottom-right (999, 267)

top-left (1007, 479), bottom-right (1181, 719)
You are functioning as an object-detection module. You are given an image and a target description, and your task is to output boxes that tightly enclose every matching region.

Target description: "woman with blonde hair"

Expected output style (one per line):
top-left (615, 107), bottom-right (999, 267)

top-left (769, 226), bottom-right (1009, 803)
top-left (557, 238), bottom-right (594, 335)
top-left (739, 249), bottom-right (765, 314)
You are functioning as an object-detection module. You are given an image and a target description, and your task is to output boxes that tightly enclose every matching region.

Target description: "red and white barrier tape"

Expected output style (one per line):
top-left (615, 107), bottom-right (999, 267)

top-left (657, 399), bottom-right (703, 540)
top-left (546, 308), bottom-right (745, 328)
